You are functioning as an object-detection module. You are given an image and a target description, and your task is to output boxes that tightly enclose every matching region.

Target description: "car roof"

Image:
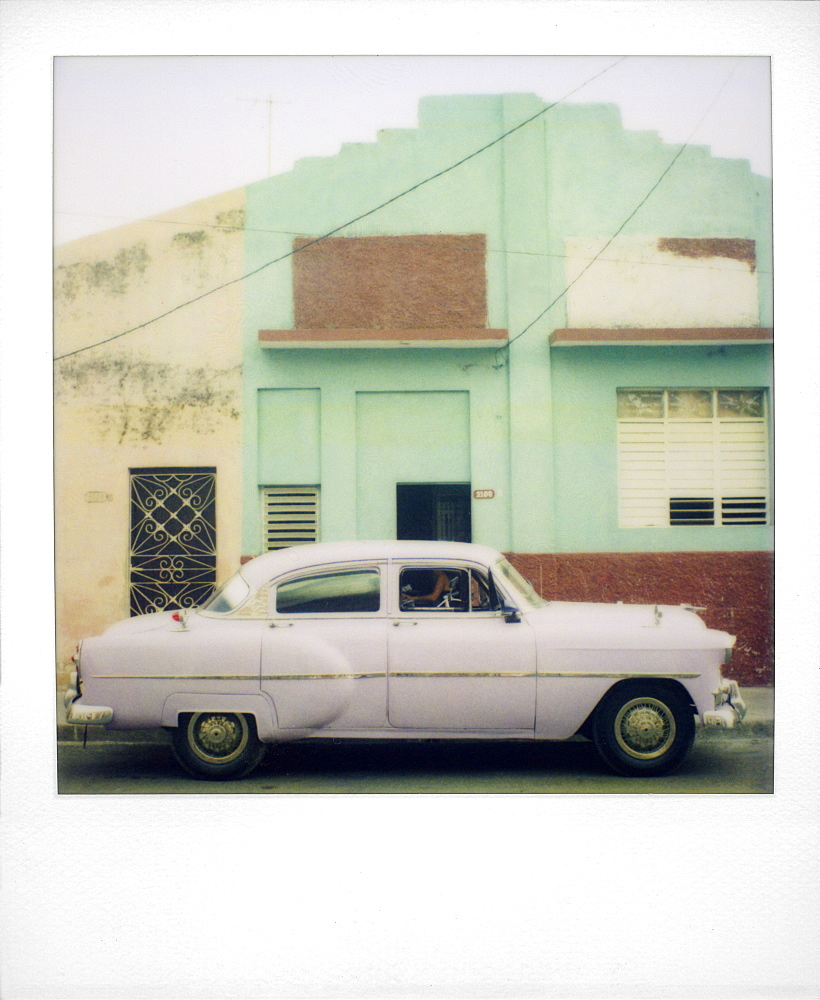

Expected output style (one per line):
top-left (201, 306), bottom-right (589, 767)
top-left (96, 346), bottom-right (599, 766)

top-left (241, 540), bottom-right (505, 588)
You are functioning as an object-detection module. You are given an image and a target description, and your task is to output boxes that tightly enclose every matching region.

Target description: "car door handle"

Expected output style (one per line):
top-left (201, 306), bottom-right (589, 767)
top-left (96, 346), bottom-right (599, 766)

top-left (392, 620), bottom-right (417, 627)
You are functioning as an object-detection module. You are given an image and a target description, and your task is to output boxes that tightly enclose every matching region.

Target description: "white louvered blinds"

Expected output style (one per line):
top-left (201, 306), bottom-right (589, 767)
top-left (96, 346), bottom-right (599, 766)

top-left (261, 486), bottom-right (319, 549)
top-left (617, 389), bottom-right (769, 528)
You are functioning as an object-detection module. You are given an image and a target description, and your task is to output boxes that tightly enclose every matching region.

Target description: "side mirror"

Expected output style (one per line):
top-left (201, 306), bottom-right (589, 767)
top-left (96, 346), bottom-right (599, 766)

top-left (503, 607), bottom-right (521, 624)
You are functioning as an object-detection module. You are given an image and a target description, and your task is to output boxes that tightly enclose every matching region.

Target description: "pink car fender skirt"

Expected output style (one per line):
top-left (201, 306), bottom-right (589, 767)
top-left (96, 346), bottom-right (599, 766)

top-left (161, 694), bottom-right (278, 742)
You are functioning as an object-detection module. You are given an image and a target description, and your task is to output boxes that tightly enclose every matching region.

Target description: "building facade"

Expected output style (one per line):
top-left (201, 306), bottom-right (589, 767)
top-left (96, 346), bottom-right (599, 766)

top-left (240, 94), bottom-right (772, 684)
top-left (55, 94), bottom-right (773, 687)
top-left (54, 189), bottom-right (247, 682)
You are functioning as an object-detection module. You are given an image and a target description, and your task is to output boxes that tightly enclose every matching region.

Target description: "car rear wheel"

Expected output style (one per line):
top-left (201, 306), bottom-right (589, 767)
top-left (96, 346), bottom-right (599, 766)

top-left (592, 682), bottom-right (695, 777)
top-left (171, 712), bottom-right (265, 780)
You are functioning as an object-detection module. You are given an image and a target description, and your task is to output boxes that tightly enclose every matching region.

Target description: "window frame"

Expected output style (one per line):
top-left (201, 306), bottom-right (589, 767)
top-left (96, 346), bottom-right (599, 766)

top-left (271, 564), bottom-right (384, 618)
top-left (395, 563), bottom-right (502, 616)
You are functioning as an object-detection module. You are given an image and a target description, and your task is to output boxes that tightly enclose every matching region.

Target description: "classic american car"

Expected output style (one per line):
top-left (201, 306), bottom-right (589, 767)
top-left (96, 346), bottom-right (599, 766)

top-left (64, 540), bottom-right (746, 780)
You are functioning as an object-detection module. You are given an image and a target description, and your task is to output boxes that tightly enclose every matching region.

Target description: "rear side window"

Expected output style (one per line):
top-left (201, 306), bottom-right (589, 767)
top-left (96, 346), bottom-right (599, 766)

top-left (276, 568), bottom-right (381, 614)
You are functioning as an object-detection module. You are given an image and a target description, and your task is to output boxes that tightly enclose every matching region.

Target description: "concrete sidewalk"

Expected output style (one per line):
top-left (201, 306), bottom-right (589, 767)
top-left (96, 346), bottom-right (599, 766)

top-left (56, 686), bottom-right (774, 744)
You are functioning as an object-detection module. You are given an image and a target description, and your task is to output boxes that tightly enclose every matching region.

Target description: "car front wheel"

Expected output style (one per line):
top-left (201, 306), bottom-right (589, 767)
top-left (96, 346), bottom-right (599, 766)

top-left (592, 682), bottom-right (695, 777)
top-left (171, 712), bottom-right (265, 780)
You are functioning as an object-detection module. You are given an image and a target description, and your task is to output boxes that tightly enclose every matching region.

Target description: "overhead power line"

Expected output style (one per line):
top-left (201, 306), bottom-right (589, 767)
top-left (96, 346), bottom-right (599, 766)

top-left (500, 59), bottom-right (743, 358)
top-left (54, 57), bottom-right (627, 362)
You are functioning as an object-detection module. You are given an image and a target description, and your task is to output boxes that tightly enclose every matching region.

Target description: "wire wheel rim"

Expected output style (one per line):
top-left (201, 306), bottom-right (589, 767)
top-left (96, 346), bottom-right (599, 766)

top-left (614, 697), bottom-right (677, 759)
top-left (187, 713), bottom-right (249, 764)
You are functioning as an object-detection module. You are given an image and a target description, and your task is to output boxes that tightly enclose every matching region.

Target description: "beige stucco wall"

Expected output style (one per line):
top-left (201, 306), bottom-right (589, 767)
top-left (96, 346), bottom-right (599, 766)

top-left (54, 190), bottom-right (246, 683)
top-left (564, 236), bottom-right (760, 328)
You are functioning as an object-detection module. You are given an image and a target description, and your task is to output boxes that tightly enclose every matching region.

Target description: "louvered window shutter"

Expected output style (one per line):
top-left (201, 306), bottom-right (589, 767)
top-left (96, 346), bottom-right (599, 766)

top-left (617, 390), bottom-right (769, 528)
top-left (261, 486), bottom-right (319, 549)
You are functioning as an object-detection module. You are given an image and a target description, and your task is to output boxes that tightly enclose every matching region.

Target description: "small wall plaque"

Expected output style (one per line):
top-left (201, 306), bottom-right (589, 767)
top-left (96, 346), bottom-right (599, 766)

top-left (84, 492), bottom-right (112, 503)
top-left (473, 489), bottom-right (495, 500)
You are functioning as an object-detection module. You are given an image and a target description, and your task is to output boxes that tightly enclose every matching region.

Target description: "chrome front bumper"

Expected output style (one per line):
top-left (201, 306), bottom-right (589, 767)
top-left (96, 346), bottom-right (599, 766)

top-left (64, 672), bottom-right (113, 725)
top-left (703, 679), bottom-right (747, 729)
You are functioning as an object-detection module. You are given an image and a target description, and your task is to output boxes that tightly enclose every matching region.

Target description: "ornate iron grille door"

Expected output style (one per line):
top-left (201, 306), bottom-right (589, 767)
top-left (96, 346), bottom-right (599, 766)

top-left (129, 468), bottom-right (217, 616)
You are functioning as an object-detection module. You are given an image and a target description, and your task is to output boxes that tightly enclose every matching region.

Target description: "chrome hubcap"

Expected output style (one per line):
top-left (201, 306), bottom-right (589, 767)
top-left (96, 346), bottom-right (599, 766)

top-left (614, 698), bottom-right (676, 759)
top-left (189, 713), bottom-right (248, 763)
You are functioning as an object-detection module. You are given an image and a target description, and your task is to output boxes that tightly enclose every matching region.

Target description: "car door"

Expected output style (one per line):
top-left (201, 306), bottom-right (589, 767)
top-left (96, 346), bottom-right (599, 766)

top-left (260, 562), bottom-right (389, 730)
top-left (387, 562), bottom-right (536, 730)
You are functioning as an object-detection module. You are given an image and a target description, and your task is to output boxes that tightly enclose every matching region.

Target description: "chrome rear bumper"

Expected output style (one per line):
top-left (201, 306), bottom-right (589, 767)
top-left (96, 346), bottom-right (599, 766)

top-left (64, 672), bottom-right (113, 725)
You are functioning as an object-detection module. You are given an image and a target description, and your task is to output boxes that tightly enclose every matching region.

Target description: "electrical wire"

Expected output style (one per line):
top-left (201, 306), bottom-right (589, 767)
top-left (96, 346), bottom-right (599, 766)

top-left (498, 59), bottom-right (743, 360)
top-left (54, 56), bottom-right (627, 362)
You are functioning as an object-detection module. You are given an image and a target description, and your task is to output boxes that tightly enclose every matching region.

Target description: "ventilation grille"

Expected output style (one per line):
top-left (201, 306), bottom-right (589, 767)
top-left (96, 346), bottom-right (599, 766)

top-left (262, 487), bottom-right (319, 550)
top-left (721, 496), bottom-right (767, 525)
top-left (670, 498), bottom-right (715, 526)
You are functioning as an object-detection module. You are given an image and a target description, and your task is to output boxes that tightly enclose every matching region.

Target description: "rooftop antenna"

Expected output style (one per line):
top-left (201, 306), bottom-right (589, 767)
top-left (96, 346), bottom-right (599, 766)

top-left (237, 95), bottom-right (290, 175)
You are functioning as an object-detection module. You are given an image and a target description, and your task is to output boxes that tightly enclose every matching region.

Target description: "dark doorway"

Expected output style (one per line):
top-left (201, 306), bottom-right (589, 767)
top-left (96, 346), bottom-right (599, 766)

top-left (396, 484), bottom-right (472, 542)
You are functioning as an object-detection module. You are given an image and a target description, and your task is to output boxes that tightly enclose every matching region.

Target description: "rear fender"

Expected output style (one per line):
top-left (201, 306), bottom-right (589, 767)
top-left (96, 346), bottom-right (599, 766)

top-left (162, 693), bottom-right (278, 742)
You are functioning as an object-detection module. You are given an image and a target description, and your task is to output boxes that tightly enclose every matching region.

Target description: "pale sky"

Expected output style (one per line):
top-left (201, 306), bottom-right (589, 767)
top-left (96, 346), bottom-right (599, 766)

top-left (54, 54), bottom-right (772, 245)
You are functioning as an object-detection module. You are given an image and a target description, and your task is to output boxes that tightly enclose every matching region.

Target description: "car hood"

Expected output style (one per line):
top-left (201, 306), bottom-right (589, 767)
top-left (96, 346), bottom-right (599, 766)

top-left (523, 601), bottom-right (734, 649)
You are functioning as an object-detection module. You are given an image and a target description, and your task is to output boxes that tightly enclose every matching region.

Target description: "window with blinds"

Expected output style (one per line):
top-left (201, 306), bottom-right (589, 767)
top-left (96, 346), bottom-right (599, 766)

top-left (617, 389), bottom-right (769, 528)
top-left (261, 486), bottom-right (319, 549)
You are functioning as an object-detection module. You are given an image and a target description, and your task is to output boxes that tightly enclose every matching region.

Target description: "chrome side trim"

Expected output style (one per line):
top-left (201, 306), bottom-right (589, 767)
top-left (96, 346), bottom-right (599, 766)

top-left (89, 670), bottom-right (700, 681)
top-left (262, 672), bottom-right (383, 681)
top-left (538, 672), bottom-right (701, 679)
top-left (90, 674), bottom-right (261, 681)
top-left (391, 671), bottom-right (534, 679)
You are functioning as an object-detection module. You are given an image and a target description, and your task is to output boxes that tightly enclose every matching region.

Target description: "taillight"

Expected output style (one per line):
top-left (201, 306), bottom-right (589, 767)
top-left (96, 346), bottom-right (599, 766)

top-left (71, 643), bottom-right (83, 691)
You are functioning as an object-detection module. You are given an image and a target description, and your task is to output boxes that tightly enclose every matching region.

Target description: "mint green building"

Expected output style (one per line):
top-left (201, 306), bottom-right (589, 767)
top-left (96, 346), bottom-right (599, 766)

top-left (240, 94), bottom-right (772, 683)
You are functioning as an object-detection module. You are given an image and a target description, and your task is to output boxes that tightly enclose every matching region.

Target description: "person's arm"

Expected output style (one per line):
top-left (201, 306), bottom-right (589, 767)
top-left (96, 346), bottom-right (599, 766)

top-left (404, 571), bottom-right (450, 604)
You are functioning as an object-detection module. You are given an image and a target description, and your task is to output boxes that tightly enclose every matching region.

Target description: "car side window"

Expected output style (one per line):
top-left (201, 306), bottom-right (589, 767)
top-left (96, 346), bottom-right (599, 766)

top-left (275, 568), bottom-right (381, 614)
top-left (399, 567), bottom-right (497, 613)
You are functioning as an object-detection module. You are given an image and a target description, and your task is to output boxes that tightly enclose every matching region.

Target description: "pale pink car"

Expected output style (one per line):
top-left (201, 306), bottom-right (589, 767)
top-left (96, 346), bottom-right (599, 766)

top-left (65, 541), bottom-right (746, 780)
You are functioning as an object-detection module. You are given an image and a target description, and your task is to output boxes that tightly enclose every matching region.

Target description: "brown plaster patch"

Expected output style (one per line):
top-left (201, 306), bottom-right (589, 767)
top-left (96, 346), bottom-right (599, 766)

top-left (292, 234), bottom-right (488, 330)
top-left (657, 237), bottom-right (756, 271)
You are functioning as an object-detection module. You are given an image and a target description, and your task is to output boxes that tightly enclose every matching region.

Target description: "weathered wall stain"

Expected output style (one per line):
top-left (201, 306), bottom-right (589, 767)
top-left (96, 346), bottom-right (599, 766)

top-left (56, 355), bottom-right (240, 444)
top-left (55, 242), bottom-right (151, 301)
top-left (214, 208), bottom-right (245, 230)
top-left (172, 230), bottom-right (210, 251)
top-left (657, 237), bottom-right (756, 271)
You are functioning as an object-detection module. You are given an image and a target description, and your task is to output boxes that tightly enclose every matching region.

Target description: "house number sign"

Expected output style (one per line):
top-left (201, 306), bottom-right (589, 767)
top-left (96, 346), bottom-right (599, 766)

top-left (473, 489), bottom-right (495, 499)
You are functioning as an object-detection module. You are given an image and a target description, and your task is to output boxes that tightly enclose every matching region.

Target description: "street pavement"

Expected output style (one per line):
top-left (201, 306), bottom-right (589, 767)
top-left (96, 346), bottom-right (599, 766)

top-left (56, 687), bottom-right (773, 794)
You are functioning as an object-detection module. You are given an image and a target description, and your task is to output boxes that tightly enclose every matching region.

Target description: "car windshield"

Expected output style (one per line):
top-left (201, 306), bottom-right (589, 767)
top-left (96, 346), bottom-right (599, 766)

top-left (492, 558), bottom-right (546, 609)
top-left (202, 571), bottom-right (251, 614)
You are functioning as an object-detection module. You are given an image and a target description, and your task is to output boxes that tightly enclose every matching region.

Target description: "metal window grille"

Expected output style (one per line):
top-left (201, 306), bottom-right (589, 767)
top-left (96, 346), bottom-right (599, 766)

top-left (129, 468), bottom-right (217, 615)
top-left (262, 486), bottom-right (319, 550)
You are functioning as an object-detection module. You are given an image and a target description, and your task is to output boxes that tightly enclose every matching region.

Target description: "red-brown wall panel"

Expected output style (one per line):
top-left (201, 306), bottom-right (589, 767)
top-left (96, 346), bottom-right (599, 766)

top-left (505, 551), bottom-right (773, 686)
top-left (293, 234), bottom-right (487, 330)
